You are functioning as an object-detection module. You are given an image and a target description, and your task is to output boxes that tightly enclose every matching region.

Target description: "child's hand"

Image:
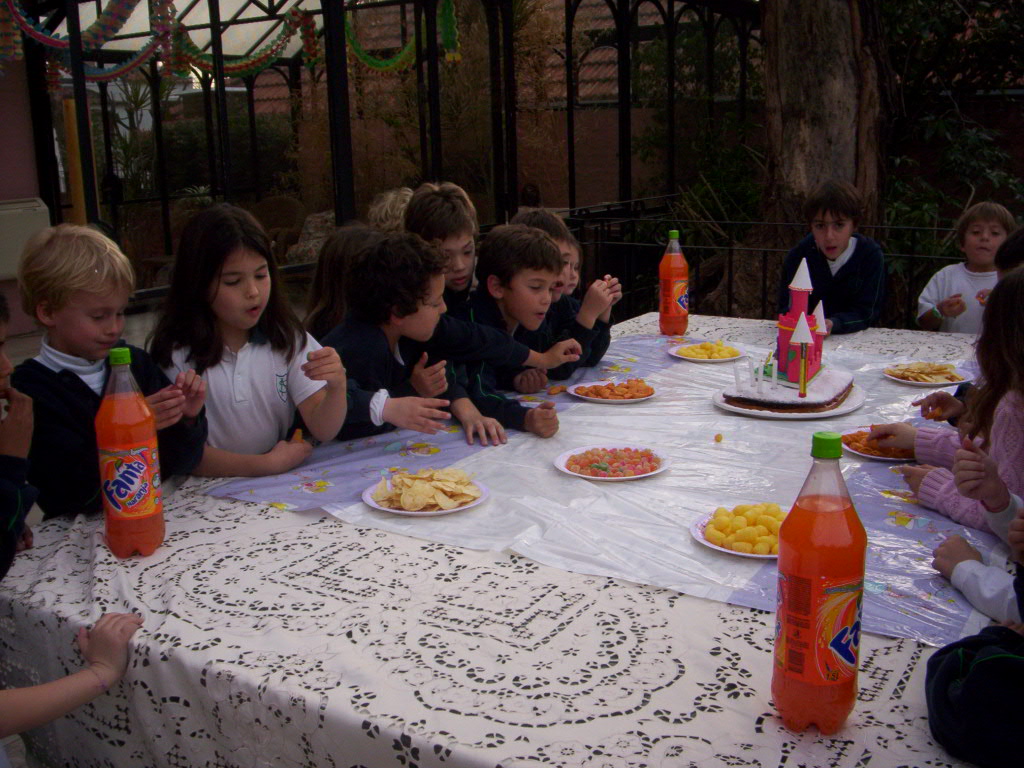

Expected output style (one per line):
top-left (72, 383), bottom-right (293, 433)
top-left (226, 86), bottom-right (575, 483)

top-left (382, 397), bottom-right (451, 434)
top-left (603, 275), bottom-right (623, 305)
top-left (146, 386), bottom-right (186, 430)
top-left (174, 370), bottom-right (206, 420)
top-left (931, 534), bottom-right (982, 580)
top-left (513, 368), bottom-right (548, 394)
top-left (461, 413), bottom-right (507, 446)
top-left (302, 348), bottom-right (347, 390)
top-left (410, 353), bottom-right (448, 398)
top-left (913, 391), bottom-right (963, 422)
top-left (78, 612), bottom-right (144, 689)
top-left (16, 525), bottom-right (32, 552)
top-left (824, 318), bottom-right (833, 335)
top-left (539, 339), bottom-right (582, 369)
top-left (937, 294), bottom-right (966, 318)
top-left (265, 438), bottom-right (312, 473)
top-left (1008, 507), bottom-right (1024, 563)
top-left (580, 279), bottom-right (615, 320)
top-left (524, 401), bottom-right (559, 438)
top-left (0, 387), bottom-right (33, 459)
top-left (898, 464), bottom-right (937, 496)
top-left (868, 422), bottom-right (917, 451)
top-left (953, 437), bottom-right (1010, 512)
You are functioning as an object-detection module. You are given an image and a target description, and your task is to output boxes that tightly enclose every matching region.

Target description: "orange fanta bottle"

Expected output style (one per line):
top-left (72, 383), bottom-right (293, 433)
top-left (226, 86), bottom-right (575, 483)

top-left (772, 431), bottom-right (866, 734)
top-left (659, 229), bottom-right (689, 335)
top-left (96, 347), bottom-right (165, 557)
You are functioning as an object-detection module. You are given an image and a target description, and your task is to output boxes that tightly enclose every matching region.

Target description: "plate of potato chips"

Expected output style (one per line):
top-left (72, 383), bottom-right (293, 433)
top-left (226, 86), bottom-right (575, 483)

top-left (882, 362), bottom-right (969, 387)
top-left (363, 468), bottom-right (487, 516)
top-left (689, 502), bottom-right (788, 559)
top-left (669, 339), bottom-right (744, 362)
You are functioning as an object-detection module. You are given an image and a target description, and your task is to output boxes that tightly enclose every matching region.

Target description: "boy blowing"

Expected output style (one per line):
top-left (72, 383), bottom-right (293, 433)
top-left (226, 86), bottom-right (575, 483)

top-left (917, 201), bottom-right (1015, 334)
top-left (452, 225), bottom-right (564, 438)
top-left (777, 180), bottom-right (885, 334)
top-left (12, 225), bottom-right (207, 518)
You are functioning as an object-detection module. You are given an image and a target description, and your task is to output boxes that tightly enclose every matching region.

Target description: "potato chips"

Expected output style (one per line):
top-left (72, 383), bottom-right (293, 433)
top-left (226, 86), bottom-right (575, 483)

top-left (371, 468), bottom-right (481, 512)
top-left (884, 362), bottom-right (964, 383)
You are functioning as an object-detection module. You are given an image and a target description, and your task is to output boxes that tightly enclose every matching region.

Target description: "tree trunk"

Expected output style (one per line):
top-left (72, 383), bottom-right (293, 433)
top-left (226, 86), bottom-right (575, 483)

top-left (703, 0), bottom-right (892, 318)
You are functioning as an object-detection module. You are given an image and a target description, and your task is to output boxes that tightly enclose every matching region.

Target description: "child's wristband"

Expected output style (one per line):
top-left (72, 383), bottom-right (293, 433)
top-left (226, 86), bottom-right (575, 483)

top-left (931, 307), bottom-right (942, 320)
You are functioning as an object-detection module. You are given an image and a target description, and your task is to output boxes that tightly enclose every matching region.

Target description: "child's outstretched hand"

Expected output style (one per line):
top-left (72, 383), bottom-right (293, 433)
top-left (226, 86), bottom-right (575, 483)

top-left (937, 293), bottom-right (966, 319)
top-left (174, 370), bottom-right (206, 420)
top-left (78, 613), bottom-right (144, 689)
top-left (539, 339), bottom-right (582, 369)
top-left (913, 391), bottom-right (964, 422)
top-left (898, 464), bottom-right (938, 496)
top-left (146, 386), bottom-right (187, 430)
top-left (953, 437), bottom-right (1010, 512)
top-left (383, 397), bottom-right (451, 434)
top-left (931, 534), bottom-right (982, 580)
top-left (524, 401), bottom-right (558, 438)
top-left (302, 348), bottom-right (346, 390)
top-left (868, 422), bottom-right (917, 452)
top-left (410, 353), bottom-right (448, 398)
top-left (513, 368), bottom-right (548, 394)
top-left (0, 387), bottom-right (33, 459)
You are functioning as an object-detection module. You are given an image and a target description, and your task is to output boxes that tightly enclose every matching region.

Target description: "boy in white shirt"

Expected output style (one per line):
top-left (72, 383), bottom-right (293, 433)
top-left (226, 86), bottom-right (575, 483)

top-left (917, 202), bottom-right (1015, 334)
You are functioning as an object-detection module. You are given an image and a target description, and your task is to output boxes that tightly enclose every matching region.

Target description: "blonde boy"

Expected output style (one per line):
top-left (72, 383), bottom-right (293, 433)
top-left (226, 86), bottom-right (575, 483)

top-left (366, 186), bottom-right (414, 232)
top-left (918, 202), bottom-right (1016, 334)
top-left (12, 224), bottom-right (207, 518)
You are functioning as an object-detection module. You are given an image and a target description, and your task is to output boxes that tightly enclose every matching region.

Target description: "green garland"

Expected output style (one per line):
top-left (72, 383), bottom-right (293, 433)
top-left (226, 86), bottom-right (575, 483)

top-left (346, 0), bottom-right (460, 72)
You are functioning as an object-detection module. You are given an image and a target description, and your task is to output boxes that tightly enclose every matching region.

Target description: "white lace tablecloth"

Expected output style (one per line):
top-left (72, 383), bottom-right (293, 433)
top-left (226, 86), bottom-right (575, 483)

top-left (0, 316), bottom-right (977, 768)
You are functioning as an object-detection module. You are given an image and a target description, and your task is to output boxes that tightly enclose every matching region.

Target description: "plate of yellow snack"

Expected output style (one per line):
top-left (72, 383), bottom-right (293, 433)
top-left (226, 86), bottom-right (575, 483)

top-left (882, 362), bottom-right (969, 387)
top-left (669, 339), bottom-right (744, 362)
top-left (362, 468), bottom-right (488, 517)
top-left (689, 502), bottom-right (787, 559)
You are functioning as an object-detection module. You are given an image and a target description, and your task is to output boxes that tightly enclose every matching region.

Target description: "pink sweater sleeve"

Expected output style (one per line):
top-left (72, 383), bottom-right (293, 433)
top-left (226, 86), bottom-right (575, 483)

top-left (915, 392), bottom-right (1024, 533)
top-left (914, 425), bottom-right (960, 469)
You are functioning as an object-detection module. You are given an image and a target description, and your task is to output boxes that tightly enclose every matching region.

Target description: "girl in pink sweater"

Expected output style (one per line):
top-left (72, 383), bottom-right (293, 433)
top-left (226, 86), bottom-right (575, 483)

top-left (871, 268), bottom-right (1024, 532)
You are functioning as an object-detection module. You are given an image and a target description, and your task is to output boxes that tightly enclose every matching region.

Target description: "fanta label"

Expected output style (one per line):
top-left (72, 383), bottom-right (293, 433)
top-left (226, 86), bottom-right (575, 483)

top-left (774, 572), bottom-right (862, 685)
top-left (661, 279), bottom-right (689, 314)
top-left (99, 442), bottom-right (163, 519)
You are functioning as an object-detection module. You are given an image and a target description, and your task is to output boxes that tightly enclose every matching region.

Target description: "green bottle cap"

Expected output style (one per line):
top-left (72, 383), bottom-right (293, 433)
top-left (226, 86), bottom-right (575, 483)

top-left (811, 431), bottom-right (842, 459)
top-left (668, 229), bottom-right (680, 240)
top-left (108, 347), bottom-right (131, 366)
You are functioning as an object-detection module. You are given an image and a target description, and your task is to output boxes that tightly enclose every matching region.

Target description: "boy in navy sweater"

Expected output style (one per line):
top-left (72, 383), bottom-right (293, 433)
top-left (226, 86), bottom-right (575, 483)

top-left (12, 225), bottom-right (207, 519)
top-left (777, 180), bottom-right (885, 334)
top-left (452, 225), bottom-right (565, 438)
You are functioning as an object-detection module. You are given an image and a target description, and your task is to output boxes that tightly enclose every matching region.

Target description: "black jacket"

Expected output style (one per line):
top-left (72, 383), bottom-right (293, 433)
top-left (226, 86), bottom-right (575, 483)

top-left (11, 344), bottom-right (207, 519)
top-left (0, 455), bottom-right (36, 580)
top-left (513, 294), bottom-right (611, 380)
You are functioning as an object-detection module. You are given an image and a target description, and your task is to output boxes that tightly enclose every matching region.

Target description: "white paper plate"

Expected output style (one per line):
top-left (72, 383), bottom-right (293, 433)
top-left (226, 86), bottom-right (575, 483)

top-left (568, 381), bottom-right (656, 404)
top-left (361, 479), bottom-right (489, 517)
top-left (689, 513), bottom-right (777, 560)
top-left (841, 439), bottom-right (915, 463)
top-left (882, 369), bottom-right (971, 388)
top-left (553, 445), bottom-right (669, 481)
top-left (667, 343), bottom-right (745, 363)
top-left (711, 385), bottom-right (866, 420)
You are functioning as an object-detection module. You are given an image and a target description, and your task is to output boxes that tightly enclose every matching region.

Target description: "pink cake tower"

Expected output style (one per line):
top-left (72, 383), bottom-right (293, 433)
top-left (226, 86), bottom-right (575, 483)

top-left (775, 259), bottom-right (826, 385)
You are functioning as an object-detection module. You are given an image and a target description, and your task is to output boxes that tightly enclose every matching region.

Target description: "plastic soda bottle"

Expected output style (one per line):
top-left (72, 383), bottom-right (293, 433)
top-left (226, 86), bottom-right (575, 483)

top-left (96, 347), bottom-right (165, 557)
top-left (771, 431), bottom-right (866, 734)
top-left (658, 229), bottom-right (689, 335)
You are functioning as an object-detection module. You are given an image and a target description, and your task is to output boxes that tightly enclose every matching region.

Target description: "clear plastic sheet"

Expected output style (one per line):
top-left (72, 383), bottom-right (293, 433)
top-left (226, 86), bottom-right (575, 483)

top-left (324, 335), bottom-right (992, 647)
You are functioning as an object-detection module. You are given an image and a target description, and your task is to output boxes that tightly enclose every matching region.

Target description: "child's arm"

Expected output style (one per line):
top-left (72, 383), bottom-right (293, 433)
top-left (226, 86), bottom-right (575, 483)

top-left (932, 535), bottom-right (1021, 623)
top-left (296, 347), bottom-right (348, 443)
top-left (0, 613), bottom-right (142, 739)
top-left (192, 441), bottom-right (312, 477)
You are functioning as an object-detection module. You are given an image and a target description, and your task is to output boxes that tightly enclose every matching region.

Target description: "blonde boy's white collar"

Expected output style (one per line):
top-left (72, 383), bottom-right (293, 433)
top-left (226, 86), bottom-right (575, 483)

top-left (35, 337), bottom-right (107, 396)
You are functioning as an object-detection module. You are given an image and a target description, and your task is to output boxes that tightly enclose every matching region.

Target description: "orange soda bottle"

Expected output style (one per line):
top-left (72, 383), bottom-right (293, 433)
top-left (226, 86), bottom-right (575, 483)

top-left (95, 347), bottom-right (165, 557)
top-left (658, 229), bottom-right (689, 335)
top-left (771, 431), bottom-right (866, 734)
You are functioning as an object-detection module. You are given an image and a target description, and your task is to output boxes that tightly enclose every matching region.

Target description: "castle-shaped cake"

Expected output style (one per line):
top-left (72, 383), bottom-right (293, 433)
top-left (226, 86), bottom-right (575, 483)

top-left (774, 258), bottom-right (828, 387)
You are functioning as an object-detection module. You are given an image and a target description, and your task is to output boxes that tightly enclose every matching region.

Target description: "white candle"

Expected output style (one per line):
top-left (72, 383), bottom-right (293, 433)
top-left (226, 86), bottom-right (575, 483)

top-left (773, 356), bottom-right (780, 389)
top-left (756, 360), bottom-right (764, 393)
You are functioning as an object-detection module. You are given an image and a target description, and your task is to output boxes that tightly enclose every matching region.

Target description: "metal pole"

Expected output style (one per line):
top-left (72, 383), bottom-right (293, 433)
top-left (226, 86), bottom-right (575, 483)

top-left (616, 0), bottom-right (631, 202)
top-left (665, 3), bottom-right (676, 196)
top-left (320, 0), bottom-right (357, 222)
top-left (485, 2), bottom-right (506, 221)
top-left (244, 75), bottom-right (261, 197)
top-left (414, 0), bottom-right (429, 180)
top-left (146, 60), bottom-right (172, 258)
top-left (208, 0), bottom-right (232, 198)
top-left (24, 39), bottom-right (62, 224)
top-left (97, 82), bottom-right (121, 238)
top-left (423, 0), bottom-right (442, 179)
top-left (200, 74), bottom-right (218, 194)
top-left (564, 0), bottom-right (576, 209)
top-left (499, 0), bottom-right (517, 217)
top-left (65, 0), bottom-right (100, 222)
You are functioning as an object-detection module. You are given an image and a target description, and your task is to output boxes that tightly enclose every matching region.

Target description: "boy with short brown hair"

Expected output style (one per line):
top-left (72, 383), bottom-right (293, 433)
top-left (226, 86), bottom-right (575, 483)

top-left (918, 202), bottom-right (1016, 334)
top-left (12, 224), bottom-right (207, 518)
top-left (777, 180), bottom-right (885, 334)
top-left (404, 182), bottom-right (479, 310)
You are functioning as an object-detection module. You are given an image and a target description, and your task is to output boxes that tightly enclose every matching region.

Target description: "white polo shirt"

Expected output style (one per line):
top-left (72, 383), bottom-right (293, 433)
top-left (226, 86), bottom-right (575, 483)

top-left (918, 263), bottom-right (997, 334)
top-left (165, 333), bottom-right (325, 454)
